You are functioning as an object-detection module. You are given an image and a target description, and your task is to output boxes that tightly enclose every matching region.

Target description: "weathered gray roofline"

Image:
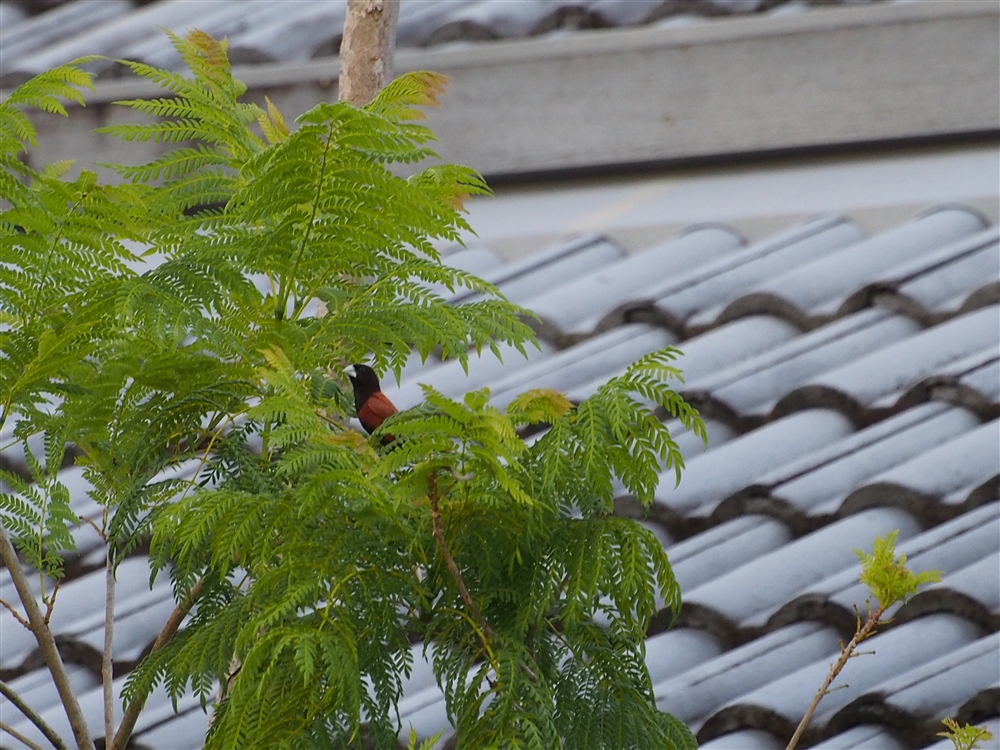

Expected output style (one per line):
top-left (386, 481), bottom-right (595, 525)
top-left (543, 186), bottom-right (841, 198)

top-left (20, 0), bottom-right (1000, 179)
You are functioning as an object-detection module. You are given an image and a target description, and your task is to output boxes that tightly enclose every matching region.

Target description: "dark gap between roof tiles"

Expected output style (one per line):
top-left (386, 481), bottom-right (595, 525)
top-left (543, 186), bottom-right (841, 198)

top-left (774, 306), bottom-right (1000, 422)
top-left (650, 571), bottom-right (995, 697)
top-left (700, 209), bottom-right (986, 331)
top-left (946, 350), bottom-right (1000, 401)
top-left (825, 501), bottom-right (1000, 606)
top-left (761, 404), bottom-right (979, 509)
top-left (700, 728), bottom-right (786, 749)
top-left (847, 419), bottom-right (999, 505)
top-left (696, 470), bottom-right (998, 601)
top-left (684, 310), bottom-right (920, 420)
top-left (700, 614), bottom-right (984, 745)
top-left (655, 409), bottom-right (855, 514)
top-left (0, 0), bottom-right (129, 63)
top-left (653, 622), bottom-right (841, 725)
top-left (567, 314), bottom-right (801, 407)
top-left (489, 323), bottom-right (676, 409)
top-left (811, 724), bottom-right (911, 750)
top-left (0, 556), bottom-right (164, 676)
top-left (810, 618), bottom-right (991, 725)
top-left (862, 228), bottom-right (1000, 319)
top-left (937, 555), bottom-right (1000, 614)
top-left (1, 208), bottom-right (997, 749)
top-left (451, 234), bottom-right (626, 306)
top-left (228, 2), bottom-right (348, 66)
top-left (633, 216), bottom-right (865, 338)
top-left (121, 1), bottom-right (296, 71)
top-left (525, 225), bottom-right (743, 341)
top-left (682, 506), bottom-right (920, 626)
top-left (0, 0), bottom-right (927, 92)
top-left (875, 633), bottom-right (999, 720)
top-left (0, 0), bottom-right (211, 87)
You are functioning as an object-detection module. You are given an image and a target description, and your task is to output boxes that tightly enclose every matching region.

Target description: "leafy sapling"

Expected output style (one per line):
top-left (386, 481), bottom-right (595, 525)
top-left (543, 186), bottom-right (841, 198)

top-left (938, 717), bottom-right (994, 750)
top-left (785, 531), bottom-right (942, 750)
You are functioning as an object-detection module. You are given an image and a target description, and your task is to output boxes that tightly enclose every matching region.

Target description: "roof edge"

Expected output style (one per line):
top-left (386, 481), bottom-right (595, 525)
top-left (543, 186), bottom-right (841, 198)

top-left (57, 0), bottom-right (997, 102)
top-left (16, 0), bottom-right (1000, 181)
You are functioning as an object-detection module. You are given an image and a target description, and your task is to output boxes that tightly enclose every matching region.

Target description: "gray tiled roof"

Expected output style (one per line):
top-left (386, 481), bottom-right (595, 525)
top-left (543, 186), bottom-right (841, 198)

top-left (2, 200), bottom-right (997, 749)
top-left (0, 0), bottom-right (892, 87)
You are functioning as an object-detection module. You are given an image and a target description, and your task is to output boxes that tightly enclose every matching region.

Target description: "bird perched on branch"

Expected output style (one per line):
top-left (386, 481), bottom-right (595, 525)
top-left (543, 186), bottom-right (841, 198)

top-left (345, 363), bottom-right (398, 439)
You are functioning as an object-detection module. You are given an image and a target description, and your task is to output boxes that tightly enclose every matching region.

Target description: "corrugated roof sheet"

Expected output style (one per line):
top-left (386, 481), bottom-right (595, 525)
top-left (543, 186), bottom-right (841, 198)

top-left (1, 197), bottom-right (997, 748)
top-left (0, 0), bottom-right (895, 87)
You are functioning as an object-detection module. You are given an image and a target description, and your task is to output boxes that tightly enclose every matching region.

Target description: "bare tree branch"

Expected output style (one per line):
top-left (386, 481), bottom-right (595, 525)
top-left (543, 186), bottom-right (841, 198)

top-left (0, 526), bottom-right (95, 750)
top-left (785, 606), bottom-right (885, 750)
top-left (0, 595), bottom-right (30, 629)
top-left (77, 514), bottom-right (106, 541)
top-left (428, 474), bottom-right (494, 643)
top-left (0, 679), bottom-right (69, 750)
top-left (109, 577), bottom-right (203, 750)
top-left (43, 576), bottom-right (61, 625)
top-left (0, 719), bottom-right (47, 750)
top-left (339, 0), bottom-right (400, 107)
top-left (103, 552), bottom-right (116, 743)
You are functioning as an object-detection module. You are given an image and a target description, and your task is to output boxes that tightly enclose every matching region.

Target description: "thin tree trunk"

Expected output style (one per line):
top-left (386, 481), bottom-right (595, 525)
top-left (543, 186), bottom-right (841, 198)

top-left (109, 578), bottom-right (203, 750)
top-left (103, 555), bottom-right (116, 743)
top-left (0, 527), bottom-right (95, 750)
top-left (339, 0), bottom-right (400, 107)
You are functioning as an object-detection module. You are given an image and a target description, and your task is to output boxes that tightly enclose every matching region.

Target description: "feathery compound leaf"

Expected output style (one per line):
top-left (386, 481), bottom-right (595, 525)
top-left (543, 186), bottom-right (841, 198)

top-left (855, 531), bottom-right (942, 610)
top-left (366, 70), bottom-right (449, 123)
top-left (257, 96), bottom-right (289, 144)
top-left (1, 30), bottom-right (705, 750)
top-left (659, 711), bottom-right (700, 750)
top-left (506, 388), bottom-right (574, 427)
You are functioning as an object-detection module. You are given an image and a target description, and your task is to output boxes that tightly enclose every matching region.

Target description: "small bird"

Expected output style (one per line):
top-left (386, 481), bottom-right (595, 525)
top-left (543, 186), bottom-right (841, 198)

top-left (345, 363), bottom-right (398, 438)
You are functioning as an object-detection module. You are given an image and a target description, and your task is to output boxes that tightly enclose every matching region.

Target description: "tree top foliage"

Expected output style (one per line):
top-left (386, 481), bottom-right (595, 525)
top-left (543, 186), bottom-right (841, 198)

top-left (1, 31), bottom-right (703, 749)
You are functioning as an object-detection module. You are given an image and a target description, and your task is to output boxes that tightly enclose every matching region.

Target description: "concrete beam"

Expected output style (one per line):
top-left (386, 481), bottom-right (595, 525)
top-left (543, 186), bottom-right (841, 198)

top-left (22, 0), bottom-right (1000, 179)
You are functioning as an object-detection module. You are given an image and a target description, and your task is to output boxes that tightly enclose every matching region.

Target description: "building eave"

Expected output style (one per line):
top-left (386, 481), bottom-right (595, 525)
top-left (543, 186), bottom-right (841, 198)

top-left (20, 0), bottom-right (1000, 179)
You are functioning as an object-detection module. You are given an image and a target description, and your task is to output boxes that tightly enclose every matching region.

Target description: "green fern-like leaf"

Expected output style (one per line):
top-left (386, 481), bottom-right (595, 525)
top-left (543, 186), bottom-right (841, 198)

top-left (1, 30), bottom-right (708, 750)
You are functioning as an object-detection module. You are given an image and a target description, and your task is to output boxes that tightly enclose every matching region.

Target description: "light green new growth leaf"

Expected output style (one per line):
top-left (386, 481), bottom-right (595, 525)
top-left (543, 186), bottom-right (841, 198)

top-left (506, 388), bottom-right (574, 427)
top-left (938, 717), bottom-right (994, 750)
top-left (366, 70), bottom-right (448, 125)
top-left (855, 530), bottom-right (942, 610)
top-left (406, 728), bottom-right (443, 750)
top-left (256, 96), bottom-right (289, 144)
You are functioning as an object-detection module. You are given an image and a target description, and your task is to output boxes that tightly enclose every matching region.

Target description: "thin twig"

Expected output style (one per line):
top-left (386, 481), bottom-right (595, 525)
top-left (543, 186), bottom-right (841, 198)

top-left (0, 679), bottom-right (69, 750)
top-left (0, 526), bottom-right (95, 750)
top-left (785, 606), bottom-right (884, 750)
top-left (427, 474), bottom-right (494, 642)
top-left (43, 576), bottom-right (61, 625)
top-left (77, 514), bottom-right (106, 541)
top-left (0, 719), bottom-right (47, 750)
top-left (103, 550), bottom-right (116, 743)
top-left (0, 596), bottom-right (30, 629)
top-left (109, 577), bottom-right (204, 750)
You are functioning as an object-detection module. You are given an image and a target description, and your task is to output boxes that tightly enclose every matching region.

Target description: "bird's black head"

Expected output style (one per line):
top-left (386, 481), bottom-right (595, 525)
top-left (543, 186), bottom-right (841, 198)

top-left (345, 363), bottom-right (381, 410)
